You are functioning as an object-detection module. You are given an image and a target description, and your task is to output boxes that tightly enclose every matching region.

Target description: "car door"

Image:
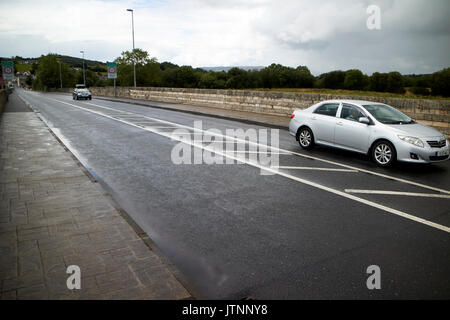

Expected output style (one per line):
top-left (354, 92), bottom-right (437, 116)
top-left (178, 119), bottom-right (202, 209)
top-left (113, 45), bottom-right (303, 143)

top-left (309, 103), bottom-right (340, 145)
top-left (334, 104), bottom-right (372, 153)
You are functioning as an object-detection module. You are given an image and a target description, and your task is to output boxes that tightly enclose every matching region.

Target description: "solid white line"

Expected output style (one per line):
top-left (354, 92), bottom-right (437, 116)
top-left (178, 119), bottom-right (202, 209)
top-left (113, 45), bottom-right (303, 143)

top-left (34, 95), bottom-right (450, 234)
top-left (227, 151), bottom-right (292, 155)
top-left (345, 189), bottom-right (450, 199)
top-left (132, 121), bottom-right (168, 124)
top-left (144, 126), bottom-right (179, 129)
top-left (277, 166), bottom-right (358, 172)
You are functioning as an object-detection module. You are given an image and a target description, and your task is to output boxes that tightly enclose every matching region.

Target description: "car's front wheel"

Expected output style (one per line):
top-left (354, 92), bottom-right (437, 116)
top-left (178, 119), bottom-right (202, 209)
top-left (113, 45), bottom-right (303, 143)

top-left (372, 140), bottom-right (396, 167)
top-left (298, 127), bottom-right (314, 150)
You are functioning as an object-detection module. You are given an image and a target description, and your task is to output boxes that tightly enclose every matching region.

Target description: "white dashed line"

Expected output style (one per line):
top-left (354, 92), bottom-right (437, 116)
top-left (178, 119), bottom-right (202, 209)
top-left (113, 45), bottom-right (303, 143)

top-left (345, 189), bottom-right (450, 199)
top-left (277, 166), bottom-right (358, 172)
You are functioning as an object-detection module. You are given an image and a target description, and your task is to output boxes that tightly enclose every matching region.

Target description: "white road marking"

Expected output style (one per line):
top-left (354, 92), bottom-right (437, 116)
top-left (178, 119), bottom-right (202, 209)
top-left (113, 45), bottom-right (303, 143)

top-left (228, 151), bottom-right (292, 155)
top-left (132, 121), bottom-right (168, 125)
top-left (31, 95), bottom-right (450, 234)
top-left (144, 126), bottom-right (180, 129)
top-left (277, 166), bottom-right (358, 172)
top-left (345, 189), bottom-right (450, 199)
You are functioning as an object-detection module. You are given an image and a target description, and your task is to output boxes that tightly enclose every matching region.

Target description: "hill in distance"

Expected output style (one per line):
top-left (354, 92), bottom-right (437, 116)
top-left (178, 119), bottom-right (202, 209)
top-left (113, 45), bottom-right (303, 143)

top-left (1, 55), bottom-right (106, 68)
top-left (200, 66), bottom-right (265, 72)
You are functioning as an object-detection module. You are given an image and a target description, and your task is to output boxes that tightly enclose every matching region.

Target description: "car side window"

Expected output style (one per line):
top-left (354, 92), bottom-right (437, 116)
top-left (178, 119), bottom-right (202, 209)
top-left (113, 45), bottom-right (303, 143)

top-left (313, 103), bottom-right (339, 117)
top-left (340, 104), bottom-right (365, 122)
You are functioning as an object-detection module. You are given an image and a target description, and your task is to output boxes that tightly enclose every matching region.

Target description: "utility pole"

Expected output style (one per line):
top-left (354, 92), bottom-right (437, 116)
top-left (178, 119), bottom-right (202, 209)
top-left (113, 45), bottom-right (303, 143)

top-left (126, 8), bottom-right (136, 87)
top-left (80, 50), bottom-right (86, 86)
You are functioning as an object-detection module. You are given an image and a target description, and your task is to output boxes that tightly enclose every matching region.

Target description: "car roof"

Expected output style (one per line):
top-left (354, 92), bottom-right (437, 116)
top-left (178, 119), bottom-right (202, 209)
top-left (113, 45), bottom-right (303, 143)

top-left (319, 99), bottom-right (386, 106)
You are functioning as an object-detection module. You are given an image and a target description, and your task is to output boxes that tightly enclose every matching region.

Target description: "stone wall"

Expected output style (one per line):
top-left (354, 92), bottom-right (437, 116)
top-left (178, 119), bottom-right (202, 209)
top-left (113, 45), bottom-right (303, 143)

top-left (87, 87), bottom-right (450, 137)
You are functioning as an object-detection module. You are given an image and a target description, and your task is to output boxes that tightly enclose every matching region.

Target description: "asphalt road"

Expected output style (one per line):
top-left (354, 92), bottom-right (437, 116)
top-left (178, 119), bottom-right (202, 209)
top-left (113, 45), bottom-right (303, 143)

top-left (16, 89), bottom-right (450, 299)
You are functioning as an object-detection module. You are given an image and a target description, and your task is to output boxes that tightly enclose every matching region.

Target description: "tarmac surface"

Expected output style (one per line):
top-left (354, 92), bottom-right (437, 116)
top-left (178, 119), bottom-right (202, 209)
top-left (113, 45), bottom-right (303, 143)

top-left (13, 89), bottom-right (450, 299)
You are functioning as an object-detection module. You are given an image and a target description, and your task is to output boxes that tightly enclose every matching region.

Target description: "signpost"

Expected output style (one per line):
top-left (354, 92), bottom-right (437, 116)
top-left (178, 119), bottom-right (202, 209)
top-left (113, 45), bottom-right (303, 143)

top-left (1, 61), bottom-right (14, 81)
top-left (107, 62), bottom-right (117, 97)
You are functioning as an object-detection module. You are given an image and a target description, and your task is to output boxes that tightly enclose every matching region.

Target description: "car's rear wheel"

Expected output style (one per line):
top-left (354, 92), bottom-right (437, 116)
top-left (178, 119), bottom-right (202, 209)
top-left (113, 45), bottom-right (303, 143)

top-left (372, 140), bottom-right (396, 167)
top-left (298, 127), bottom-right (314, 150)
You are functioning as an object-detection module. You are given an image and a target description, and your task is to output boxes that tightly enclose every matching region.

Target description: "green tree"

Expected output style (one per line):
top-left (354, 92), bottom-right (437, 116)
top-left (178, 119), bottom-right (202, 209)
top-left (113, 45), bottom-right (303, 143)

top-left (115, 48), bottom-right (152, 66)
top-left (161, 66), bottom-right (198, 88)
top-left (386, 72), bottom-right (405, 93)
top-left (369, 72), bottom-right (388, 92)
top-left (198, 72), bottom-right (218, 89)
top-left (226, 68), bottom-right (249, 89)
top-left (25, 74), bottom-right (33, 87)
top-left (212, 71), bottom-right (228, 88)
top-left (35, 54), bottom-right (77, 90)
top-left (77, 69), bottom-right (99, 87)
top-left (319, 70), bottom-right (346, 89)
top-left (344, 69), bottom-right (366, 90)
top-left (431, 68), bottom-right (450, 97)
top-left (139, 61), bottom-right (162, 86)
top-left (293, 66), bottom-right (314, 88)
top-left (30, 63), bottom-right (38, 75)
top-left (115, 49), bottom-right (159, 87)
top-left (160, 61), bottom-right (179, 71)
top-left (260, 64), bottom-right (293, 88)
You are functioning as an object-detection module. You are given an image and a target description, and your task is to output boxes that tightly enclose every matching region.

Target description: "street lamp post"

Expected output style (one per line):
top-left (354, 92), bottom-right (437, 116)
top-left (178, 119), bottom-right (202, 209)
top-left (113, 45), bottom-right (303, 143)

top-left (126, 8), bottom-right (136, 88)
top-left (80, 50), bottom-right (86, 86)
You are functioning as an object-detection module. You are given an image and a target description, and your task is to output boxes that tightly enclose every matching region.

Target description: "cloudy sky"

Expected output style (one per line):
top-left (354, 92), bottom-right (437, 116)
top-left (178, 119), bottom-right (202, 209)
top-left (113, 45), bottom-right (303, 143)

top-left (0, 0), bottom-right (449, 75)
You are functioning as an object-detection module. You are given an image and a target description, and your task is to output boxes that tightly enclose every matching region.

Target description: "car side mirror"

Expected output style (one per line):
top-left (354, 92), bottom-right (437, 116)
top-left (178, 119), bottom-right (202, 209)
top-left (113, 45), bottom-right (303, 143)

top-left (358, 117), bottom-right (370, 124)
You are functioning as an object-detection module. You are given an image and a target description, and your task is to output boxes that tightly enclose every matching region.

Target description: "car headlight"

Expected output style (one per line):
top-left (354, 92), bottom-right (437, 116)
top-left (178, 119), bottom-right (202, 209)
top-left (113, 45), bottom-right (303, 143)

top-left (398, 135), bottom-right (424, 148)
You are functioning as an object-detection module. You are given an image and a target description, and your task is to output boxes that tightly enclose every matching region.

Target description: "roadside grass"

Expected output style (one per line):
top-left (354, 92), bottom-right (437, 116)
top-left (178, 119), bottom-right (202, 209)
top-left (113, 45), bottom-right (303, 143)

top-left (15, 64), bottom-right (32, 72)
top-left (253, 87), bottom-right (450, 100)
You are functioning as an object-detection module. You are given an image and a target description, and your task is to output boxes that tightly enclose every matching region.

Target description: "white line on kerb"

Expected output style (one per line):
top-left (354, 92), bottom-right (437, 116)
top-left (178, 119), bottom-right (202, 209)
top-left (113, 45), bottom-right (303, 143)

top-left (345, 189), bottom-right (450, 199)
top-left (34, 95), bottom-right (450, 234)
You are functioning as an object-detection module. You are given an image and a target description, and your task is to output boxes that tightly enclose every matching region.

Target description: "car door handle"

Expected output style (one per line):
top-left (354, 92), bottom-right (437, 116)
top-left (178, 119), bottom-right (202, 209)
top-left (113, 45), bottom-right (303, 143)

top-left (311, 116), bottom-right (317, 120)
top-left (336, 121), bottom-right (343, 126)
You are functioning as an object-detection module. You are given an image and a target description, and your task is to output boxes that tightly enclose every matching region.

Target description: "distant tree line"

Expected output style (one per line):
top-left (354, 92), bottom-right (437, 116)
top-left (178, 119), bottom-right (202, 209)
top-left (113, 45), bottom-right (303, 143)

top-left (31, 50), bottom-right (450, 97)
top-left (31, 54), bottom-right (106, 90)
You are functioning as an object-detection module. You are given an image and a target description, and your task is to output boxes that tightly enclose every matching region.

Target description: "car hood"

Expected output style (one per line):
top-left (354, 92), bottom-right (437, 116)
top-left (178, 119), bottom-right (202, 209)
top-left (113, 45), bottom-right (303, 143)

top-left (386, 123), bottom-right (444, 138)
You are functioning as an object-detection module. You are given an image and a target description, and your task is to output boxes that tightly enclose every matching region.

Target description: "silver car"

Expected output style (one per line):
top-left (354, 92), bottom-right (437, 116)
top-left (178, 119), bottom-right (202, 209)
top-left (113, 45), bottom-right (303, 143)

top-left (289, 100), bottom-right (449, 167)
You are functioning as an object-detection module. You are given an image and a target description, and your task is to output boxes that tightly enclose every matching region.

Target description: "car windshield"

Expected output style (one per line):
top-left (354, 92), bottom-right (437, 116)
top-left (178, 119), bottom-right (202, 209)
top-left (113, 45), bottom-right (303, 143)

top-left (79, 89), bottom-right (89, 92)
top-left (363, 104), bottom-right (414, 124)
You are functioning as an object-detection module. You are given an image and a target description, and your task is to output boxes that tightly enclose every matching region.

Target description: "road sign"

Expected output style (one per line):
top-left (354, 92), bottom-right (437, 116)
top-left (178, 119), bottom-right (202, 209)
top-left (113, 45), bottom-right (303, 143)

top-left (107, 62), bottom-right (117, 79)
top-left (1, 61), bottom-right (14, 81)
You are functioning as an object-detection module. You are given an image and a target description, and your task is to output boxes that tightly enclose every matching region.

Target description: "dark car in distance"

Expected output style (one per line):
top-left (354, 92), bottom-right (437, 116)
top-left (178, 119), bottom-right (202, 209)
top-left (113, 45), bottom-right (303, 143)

top-left (73, 88), bottom-right (92, 100)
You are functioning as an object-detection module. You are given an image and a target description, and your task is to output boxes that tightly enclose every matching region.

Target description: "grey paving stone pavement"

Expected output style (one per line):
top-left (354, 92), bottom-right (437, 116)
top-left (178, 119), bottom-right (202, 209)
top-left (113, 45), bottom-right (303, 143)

top-left (0, 94), bottom-right (192, 300)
